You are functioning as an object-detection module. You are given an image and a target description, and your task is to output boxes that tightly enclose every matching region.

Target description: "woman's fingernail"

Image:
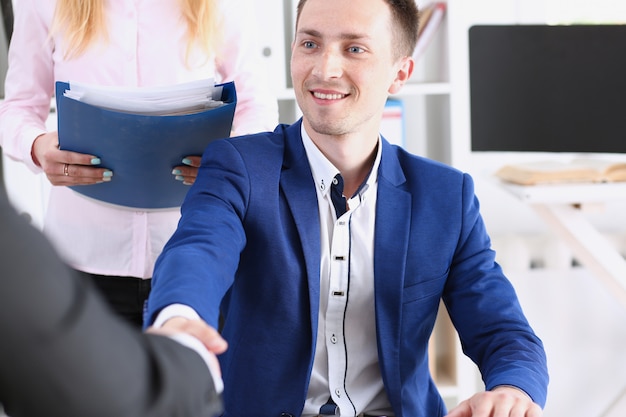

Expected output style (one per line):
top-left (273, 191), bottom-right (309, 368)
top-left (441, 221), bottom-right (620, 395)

top-left (175, 175), bottom-right (184, 182)
top-left (91, 157), bottom-right (101, 165)
top-left (172, 169), bottom-right (182, 175)
top-left (182, 158), bottom-right (193, 166)
top-left (103, 170), bottom-right (113, 178)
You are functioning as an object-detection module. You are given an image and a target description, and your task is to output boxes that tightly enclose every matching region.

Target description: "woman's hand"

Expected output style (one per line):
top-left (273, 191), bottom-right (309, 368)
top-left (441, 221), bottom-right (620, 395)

top-left (172, 156), bottom-right (201, 185)
top-left (31, 132), bottom-right (113, 186)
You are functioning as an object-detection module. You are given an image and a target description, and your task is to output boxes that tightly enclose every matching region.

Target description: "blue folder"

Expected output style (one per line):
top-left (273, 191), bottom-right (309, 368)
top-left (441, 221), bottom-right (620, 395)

top-left (56, 80), bottom-right (236, 209)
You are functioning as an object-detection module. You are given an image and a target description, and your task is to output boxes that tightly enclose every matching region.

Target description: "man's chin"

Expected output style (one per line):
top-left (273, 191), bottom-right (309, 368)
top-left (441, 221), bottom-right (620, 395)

top-left (304, 118), bottom-right (349, 137)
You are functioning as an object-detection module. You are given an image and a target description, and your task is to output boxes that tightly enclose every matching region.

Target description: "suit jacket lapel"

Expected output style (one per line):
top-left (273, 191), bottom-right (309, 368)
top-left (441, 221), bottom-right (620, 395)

top-left (373, 140), bottom-right (411, 405)
top-left (280, 121), bottom-right (322, 333)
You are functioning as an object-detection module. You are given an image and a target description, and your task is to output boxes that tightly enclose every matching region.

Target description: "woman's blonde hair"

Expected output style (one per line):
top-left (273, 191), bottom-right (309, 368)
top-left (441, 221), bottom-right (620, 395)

top-left (51, 0), bottom-right (221, 62)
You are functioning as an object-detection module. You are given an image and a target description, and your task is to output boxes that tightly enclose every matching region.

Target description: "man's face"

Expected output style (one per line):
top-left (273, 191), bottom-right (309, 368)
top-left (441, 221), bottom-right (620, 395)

top-left (290, 0), bottom-right (411, 139)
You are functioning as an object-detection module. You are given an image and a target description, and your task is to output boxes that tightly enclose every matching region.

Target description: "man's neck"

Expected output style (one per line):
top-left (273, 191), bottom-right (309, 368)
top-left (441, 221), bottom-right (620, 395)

top-left (304, 124), bottom-right (379, 198)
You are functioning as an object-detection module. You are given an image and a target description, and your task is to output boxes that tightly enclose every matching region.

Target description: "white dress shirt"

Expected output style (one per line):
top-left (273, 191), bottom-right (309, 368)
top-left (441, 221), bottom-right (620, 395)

top-left (300, 126), bottom-right (393, 416)
top-left (0, 0), bottom-right (278, 278)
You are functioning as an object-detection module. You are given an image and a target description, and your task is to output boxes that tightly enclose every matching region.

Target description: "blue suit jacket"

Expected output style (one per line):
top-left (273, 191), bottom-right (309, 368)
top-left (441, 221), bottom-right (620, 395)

top-left (147, 120), bottom-right (548, 417)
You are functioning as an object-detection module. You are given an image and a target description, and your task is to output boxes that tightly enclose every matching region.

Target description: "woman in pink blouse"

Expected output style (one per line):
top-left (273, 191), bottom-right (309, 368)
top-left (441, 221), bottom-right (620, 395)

top-left (0, 0), bottom-right (278, 327)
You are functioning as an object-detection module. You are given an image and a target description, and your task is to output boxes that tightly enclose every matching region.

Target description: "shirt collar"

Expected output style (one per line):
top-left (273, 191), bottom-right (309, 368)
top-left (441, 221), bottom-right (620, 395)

top-left (300, 123), bottom-right (381, 200)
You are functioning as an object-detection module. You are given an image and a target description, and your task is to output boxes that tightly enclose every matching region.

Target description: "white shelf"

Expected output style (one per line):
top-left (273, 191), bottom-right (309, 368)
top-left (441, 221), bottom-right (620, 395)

top-left (394, 82), bottom-right (452, 96)
top-left (276, 88), bottom-right (296, 101)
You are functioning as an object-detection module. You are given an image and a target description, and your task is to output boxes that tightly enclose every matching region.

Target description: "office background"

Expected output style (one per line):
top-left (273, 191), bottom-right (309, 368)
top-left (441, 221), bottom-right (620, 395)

top-left (438, 3), bottom-right (626, 416)
top-left (2, 1), bottom-right (626, 416)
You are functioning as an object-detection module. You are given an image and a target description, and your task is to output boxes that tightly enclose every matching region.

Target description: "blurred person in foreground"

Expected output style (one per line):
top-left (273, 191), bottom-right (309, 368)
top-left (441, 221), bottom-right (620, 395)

top-left (0, 187), bottom-right (227, 417)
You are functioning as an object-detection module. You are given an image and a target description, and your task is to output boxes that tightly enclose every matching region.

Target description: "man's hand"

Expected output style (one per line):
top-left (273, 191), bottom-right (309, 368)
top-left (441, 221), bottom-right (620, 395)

top-left (147, 317), bottom-right (228, 390)
top-left (147, 316), bottom-right (227, 354)
top-left (446, 386), bottom-right (542, 417)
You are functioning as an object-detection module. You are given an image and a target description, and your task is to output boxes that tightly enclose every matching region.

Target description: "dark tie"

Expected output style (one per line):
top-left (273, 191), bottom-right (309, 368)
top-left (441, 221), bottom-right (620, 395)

top-left (319, 397), bottom-right (339, 415)
top-left (330, 174), bottom-right (347, 217)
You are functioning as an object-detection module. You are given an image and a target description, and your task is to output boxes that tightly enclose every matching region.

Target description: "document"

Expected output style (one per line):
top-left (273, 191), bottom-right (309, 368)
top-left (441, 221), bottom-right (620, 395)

top-left (56, 79), bottom-right (237, 209)
top-left (63, 78), bottom-right (226, 115)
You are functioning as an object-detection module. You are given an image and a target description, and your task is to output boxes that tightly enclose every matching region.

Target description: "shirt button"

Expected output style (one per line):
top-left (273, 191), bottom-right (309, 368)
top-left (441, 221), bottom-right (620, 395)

top-left (335, 388), bottom-right (341, 397)
top-left (330, 334), bottom-right (337, 344)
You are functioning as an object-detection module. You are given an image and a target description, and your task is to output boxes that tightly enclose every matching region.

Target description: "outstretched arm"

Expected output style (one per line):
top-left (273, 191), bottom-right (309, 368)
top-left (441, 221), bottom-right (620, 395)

top-left (0, 192), bottom-right (223, 417)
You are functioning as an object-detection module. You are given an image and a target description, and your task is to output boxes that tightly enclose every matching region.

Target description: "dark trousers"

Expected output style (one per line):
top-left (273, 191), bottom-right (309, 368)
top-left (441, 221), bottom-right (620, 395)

top-left (75, 271), bottom-right (151, 329)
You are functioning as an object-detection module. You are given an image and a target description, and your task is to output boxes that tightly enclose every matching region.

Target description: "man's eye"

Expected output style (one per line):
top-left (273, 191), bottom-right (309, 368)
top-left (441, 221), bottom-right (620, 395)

top-left (348, 46), bottom-right (364, 53)
top-left (303, 41), bottom-right (316, 49)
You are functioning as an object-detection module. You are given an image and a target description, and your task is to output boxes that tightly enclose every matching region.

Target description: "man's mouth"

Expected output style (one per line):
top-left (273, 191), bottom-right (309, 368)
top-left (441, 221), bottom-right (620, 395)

top-left (312, 91), bottom-right (347, 100)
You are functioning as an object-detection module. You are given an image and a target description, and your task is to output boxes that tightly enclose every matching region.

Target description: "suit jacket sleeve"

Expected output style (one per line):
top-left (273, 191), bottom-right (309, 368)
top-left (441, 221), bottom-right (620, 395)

top-left (0, 191), bottom-right (222, 417)
top-left (443, 173), bottom-right (548, 406)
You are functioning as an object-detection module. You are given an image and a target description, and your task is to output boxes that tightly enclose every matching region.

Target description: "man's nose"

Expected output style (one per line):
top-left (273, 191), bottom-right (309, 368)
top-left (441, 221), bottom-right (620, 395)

top-left (312, 49), bottom-right (343, 79)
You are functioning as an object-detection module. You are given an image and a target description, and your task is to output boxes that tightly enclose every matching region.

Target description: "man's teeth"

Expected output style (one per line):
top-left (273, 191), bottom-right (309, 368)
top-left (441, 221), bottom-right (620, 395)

top-left (313, 92), bottom-right (345, 100)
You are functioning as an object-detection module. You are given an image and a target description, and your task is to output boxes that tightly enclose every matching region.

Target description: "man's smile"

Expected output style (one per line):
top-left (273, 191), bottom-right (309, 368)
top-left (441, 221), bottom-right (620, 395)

top-left (312, 91), bottom-right (348, 100)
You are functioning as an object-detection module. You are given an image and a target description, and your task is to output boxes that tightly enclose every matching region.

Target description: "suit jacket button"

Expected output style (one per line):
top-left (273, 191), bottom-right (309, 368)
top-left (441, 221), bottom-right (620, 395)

top-left (280, 414), bottom-right (294, 417)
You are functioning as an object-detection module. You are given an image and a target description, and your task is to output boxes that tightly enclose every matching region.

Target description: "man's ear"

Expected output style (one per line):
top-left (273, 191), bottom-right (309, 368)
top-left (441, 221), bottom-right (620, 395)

top-left (389, 56), bottom-right (414, 95)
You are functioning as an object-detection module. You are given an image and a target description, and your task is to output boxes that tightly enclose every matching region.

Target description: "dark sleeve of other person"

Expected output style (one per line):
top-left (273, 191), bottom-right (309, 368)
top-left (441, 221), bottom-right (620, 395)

top-left (0, 189), bottom-right (222, 417)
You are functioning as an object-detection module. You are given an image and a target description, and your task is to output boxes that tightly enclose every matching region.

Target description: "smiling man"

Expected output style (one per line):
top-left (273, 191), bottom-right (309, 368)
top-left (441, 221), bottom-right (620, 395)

top-left (145, 0), bottom-right (549, 416)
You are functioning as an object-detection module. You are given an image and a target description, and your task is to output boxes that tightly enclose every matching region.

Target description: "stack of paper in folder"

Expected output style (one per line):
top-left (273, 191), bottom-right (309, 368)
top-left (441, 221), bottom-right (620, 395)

top-left (62, 78), bottom-right (227, 115)
top-left (56, 79), bottom-right (237, 209)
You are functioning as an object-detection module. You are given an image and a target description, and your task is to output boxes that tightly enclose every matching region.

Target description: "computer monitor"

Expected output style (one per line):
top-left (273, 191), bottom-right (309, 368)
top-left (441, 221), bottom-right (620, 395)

top-left (469, 24), bottom-right (626, 154)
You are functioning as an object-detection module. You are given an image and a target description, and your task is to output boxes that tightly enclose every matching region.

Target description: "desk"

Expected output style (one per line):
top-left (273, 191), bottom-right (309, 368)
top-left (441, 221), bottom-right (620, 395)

top-left (500, 182), bottom-right (626, 309)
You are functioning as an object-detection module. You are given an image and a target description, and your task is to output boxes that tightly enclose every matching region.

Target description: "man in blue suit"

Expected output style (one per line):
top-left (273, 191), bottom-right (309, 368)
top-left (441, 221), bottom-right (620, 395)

top-left (145, 0), bottom-right (549, 415)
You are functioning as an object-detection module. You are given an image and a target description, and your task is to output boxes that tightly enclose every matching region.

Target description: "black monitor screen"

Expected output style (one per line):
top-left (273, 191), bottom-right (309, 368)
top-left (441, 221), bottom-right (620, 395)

top-left (469, 24), bottom-right (626, 153)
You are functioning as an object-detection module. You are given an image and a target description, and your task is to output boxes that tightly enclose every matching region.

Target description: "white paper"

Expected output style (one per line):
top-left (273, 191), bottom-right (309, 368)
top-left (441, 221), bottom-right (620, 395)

top-left (63, 78), bottom-right (225, 116)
